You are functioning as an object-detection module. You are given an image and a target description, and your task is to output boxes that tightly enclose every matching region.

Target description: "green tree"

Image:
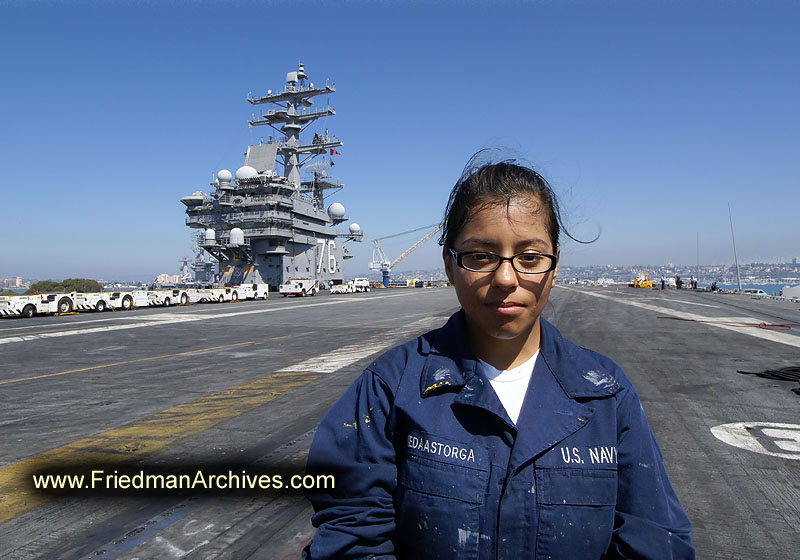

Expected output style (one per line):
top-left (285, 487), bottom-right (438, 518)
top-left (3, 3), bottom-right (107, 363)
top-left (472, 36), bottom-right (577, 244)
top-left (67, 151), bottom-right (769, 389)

top-left (60, 278), bottom-right (103, 293)
top-left (27, 281), bottom-right (61, 294)
top-left (26, 279), bottom-right (103, 294)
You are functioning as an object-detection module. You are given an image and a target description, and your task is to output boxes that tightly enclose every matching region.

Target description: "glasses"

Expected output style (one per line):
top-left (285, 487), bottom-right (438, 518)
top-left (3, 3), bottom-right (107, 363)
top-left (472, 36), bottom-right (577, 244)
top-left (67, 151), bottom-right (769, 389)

top-left (448, 248), bottom-right (557, 274)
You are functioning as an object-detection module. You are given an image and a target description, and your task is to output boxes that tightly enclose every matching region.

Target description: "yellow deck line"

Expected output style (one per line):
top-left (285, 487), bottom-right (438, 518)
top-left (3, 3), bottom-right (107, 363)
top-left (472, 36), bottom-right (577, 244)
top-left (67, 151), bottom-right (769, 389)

top-left (0, 318), bottom-right (418, 524)
top-left (0, 369), bottom-right (321, 524)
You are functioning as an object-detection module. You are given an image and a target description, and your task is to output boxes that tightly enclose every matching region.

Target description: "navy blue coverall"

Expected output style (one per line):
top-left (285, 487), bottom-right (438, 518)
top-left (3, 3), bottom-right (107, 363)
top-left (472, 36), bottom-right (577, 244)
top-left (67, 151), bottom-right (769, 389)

top-left (304, 311), bottom-right (694, 559)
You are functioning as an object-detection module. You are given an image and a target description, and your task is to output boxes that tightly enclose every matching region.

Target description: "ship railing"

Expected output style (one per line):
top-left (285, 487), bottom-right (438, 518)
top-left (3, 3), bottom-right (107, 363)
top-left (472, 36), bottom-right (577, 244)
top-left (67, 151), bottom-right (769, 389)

top-left (187, 216), bottom-right (212, 226)
top-left (186, 214), bottom-right (293, 227)
top-left (248, 82), bottom-right (334, 103)
top-left (237, 227), bottom-right (293, 238)
top-left (281, 84), bottom-right (328, 95)
top-left (224, 211), bottom-right (295, 222)
top-left (238, 211), bottom-right (292, 222)
top-left (186, 215), bottom-right (230, 227)
top-left (225, 194), bottom-right (293, 207)
top-left (309, 134), bottom-right (340, 145)
top-left (215, 237), bottom-right (252, 247)
top-left (248, 194), bottom-right (290, 204)
top-left (262, 136), bottom-right (340, 151)
top-left (227, 211), bottom-right (291, 223)
top-left (259, 106), bottom-right (334, 120)
top-left (187, 215), bottom-right (226, 226)
top-left (301, 105), bottom-right (335, 117)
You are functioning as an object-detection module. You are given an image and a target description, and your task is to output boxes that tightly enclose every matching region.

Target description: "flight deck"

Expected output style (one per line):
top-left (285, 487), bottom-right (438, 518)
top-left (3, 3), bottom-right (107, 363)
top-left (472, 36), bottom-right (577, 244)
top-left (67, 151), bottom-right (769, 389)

top-left (1, 286), bottom-right (798, 559)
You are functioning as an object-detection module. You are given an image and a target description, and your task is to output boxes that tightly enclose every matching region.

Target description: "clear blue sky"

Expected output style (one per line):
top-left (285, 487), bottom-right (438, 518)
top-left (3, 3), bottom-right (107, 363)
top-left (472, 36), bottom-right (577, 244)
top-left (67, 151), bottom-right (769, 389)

top-left (2, 0), bottom-right (798, 281)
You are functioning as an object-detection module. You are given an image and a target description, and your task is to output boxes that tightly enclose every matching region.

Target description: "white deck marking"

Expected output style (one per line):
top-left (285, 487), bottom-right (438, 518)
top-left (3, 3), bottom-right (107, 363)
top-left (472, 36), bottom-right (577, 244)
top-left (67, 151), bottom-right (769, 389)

top-left (711, 422), bottom-right (800, 460)
top-left (0, 314), bottom-right (139, 333)
top-left (278, 316), bottom-right (443, 373)
top-left (666, 299), bottom-right (719, 308)
top-left (558, 286), bottom-right (800, 348)
top-left (0, 291), bottom-right (443, 346)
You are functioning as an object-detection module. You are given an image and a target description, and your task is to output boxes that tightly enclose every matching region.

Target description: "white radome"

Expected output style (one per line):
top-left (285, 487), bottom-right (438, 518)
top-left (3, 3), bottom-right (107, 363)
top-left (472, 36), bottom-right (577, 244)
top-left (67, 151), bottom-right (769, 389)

top-left (235, 166), bottom-right (258, 181)
top-left (217, 169), bottom-right (233, 183)
top-left (204, 229), bottom-right (216, 242)
top-left (229, 228), bottom-right (245, 245)
top-left (349, 223), bottom-right (361, 234)
top-left (327, 202), bottom-right (346, 219)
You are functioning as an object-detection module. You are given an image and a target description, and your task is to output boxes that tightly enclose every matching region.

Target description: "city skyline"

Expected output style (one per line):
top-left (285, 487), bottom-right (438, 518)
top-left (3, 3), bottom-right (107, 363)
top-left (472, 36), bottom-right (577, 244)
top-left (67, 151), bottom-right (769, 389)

top-left (5, 258), bottom-right (800, 287)
top-left (2, 2), bottom-right (797, 281)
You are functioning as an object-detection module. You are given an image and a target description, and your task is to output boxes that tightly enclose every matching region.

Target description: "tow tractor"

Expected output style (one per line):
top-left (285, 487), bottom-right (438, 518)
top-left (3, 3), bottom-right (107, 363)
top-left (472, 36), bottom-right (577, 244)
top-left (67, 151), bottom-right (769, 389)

top-left (279, 278), bottom-right (321, 297)
top-left (631, 273), bottom-right (654, 288)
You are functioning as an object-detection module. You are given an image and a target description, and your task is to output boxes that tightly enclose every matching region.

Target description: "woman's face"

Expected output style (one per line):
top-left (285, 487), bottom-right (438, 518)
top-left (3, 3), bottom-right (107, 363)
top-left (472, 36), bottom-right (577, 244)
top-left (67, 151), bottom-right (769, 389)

top-left (444, 196), bottom-right (558, 359)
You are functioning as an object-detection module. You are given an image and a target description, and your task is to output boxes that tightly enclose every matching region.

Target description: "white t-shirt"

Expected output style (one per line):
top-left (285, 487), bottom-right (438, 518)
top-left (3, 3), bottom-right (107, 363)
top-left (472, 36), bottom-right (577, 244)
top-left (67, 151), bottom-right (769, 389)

top-left (479, 350), bottom-right (539, 424)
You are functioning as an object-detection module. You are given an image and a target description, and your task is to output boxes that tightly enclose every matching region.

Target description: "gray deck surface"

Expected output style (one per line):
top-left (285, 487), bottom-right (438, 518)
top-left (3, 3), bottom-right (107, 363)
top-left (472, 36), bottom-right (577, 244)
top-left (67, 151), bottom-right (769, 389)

top-left (0, 285), bottom-right (798, 559)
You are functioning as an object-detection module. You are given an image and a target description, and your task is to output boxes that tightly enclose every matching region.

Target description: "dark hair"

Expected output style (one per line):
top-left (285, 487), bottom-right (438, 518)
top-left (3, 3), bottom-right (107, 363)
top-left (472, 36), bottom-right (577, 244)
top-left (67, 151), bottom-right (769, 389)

top-left (439, 153), bottom-right (583, 251)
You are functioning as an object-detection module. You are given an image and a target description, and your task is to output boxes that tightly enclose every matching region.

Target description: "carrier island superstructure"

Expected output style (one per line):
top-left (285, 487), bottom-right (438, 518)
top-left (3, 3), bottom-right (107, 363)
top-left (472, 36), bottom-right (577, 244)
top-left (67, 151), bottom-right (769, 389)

top-left (181, 64), bottom-right (362, 291)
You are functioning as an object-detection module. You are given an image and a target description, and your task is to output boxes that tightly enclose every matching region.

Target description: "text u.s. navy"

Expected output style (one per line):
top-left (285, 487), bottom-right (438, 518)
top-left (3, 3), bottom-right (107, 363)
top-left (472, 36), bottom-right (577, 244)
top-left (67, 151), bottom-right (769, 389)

top-left (407, 433), bottom-right (618, 467)
top-left (559, 445), bottom-right (618, 465)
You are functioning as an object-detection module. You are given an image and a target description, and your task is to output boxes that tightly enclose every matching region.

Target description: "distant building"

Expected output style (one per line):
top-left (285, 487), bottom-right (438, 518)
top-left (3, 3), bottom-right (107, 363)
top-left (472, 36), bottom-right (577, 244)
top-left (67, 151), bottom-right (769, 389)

top-left (155, 273), bottom-right (182, 284)
top-left (1, 277), bottom-right (29, 289)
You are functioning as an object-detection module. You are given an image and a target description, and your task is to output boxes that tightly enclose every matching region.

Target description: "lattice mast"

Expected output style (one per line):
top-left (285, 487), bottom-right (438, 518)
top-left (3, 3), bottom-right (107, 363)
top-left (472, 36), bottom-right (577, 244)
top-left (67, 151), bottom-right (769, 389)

top-left (247, 63), bottom-right (343, 208)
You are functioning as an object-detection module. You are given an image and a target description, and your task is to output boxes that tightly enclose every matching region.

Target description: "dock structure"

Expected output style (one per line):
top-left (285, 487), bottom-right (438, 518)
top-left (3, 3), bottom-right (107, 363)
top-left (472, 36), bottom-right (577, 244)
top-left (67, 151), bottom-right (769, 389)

top-left (1, 286), bottom-right (799, 558)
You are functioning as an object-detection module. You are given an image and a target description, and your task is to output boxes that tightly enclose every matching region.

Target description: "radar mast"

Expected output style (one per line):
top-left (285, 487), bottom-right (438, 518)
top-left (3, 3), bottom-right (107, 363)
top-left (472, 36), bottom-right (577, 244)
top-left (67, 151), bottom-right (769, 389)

top-left (248, 62), bottom-right (343, 205)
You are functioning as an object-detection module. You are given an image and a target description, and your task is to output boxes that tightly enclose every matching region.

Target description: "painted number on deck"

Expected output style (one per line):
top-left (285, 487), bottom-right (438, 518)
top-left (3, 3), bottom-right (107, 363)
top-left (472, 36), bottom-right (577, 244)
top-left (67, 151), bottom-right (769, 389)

top-left (710, 422), bottom-right (800, 460)
top-left (317, 240), bottom-right (337, 274)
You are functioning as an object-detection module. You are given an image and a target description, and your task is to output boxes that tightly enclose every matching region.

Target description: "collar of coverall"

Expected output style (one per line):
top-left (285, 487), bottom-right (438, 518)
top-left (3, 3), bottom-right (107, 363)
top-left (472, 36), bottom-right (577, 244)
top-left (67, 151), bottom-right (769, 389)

top-left (419, 309), bottom-right (622, 400)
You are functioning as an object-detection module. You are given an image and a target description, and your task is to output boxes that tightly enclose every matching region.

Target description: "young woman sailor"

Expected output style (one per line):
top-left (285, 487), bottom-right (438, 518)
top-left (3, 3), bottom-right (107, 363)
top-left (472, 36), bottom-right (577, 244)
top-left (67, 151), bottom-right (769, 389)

top-left (303, 158), bottom-right (694, 559)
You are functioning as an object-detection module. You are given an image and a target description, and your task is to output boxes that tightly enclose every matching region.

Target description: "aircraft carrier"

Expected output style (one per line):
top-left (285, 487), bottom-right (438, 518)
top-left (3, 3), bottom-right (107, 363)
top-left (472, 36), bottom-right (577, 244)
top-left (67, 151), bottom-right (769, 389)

top-left (1, 285), bottom-right (798, 559)
top-left (181, 63), bottom-right (362, 289)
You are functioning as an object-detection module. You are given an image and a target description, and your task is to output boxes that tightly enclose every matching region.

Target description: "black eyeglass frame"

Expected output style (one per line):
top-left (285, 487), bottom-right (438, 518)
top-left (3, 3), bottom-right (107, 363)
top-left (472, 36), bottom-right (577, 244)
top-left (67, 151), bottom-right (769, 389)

top-left (448, 248), bottom-right (558, 275)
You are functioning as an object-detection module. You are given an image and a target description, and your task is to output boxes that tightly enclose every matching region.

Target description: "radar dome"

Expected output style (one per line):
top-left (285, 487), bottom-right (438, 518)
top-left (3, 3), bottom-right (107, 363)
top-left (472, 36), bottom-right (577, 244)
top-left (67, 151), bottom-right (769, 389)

top-left (217, 169), bottom-right (233, 183)
top-left (235, 166), bottom-right (258, 181)
top-left (349, 223), bottom-right (361, 234)
top-left (327, 202), bottom-right (346, 220)
top-left (229, 228), bottom-right (244, 245)
top-left (204, 229), bottom-right (216, 243)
